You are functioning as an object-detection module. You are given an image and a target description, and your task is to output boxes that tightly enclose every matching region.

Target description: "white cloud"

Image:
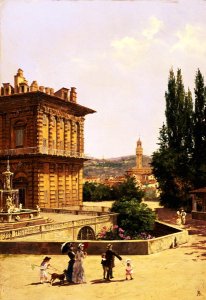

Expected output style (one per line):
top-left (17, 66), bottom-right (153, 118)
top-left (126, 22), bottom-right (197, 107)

top-left (142, 16), bottom-right (163, 40)
top-left (111, 36), bottom-right (150, 68)
top-left (110, 16), bottom-right (164, 69)
top-left (172, 24), bottom-right (206, 55)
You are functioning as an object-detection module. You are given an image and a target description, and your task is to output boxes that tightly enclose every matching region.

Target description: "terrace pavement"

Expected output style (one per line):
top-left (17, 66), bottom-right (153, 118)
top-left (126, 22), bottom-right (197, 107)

top-left (0, 201), bottom-right (206, 300)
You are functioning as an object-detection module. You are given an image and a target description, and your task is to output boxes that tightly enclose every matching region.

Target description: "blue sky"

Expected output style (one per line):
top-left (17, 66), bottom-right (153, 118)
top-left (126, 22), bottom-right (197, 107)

top-left (1, 0), bottom-right (206, 158)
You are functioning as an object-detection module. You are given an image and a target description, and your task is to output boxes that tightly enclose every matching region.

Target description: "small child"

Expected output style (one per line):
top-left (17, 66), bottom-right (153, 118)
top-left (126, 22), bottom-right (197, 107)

top-left (101, 253), bottom-right (107, 279)
top-left (40, 256), bottom-right (51, 283)
top-left (125, 259), bottom-right (133, 280)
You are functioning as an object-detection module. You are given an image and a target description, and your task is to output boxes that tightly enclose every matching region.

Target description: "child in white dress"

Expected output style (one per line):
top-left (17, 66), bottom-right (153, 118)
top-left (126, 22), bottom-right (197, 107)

top-left (40, 256), bottom-right (51, 283)
top-left (125, 259), bottom-right (133, 280)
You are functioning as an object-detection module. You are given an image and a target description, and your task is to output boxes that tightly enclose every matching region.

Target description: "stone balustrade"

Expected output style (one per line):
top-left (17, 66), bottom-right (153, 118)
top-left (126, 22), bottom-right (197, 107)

top-left (0, 147), bottom-right (89, 159)
top-left (0, 213), bottom-right (116, 240)
top-left (41, 206), bottom-right (110, 214)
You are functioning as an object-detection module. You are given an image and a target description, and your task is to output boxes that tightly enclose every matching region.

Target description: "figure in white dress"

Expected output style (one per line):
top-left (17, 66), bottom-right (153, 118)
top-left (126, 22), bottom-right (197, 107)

top-left (72, 243), bottom-right (87, 284)
top-left (176, 210), bottom-right (181, 226)
top-left (180, 209), bottom-right (187, 225)
top-left (125, 259), bottom-right (133, 280)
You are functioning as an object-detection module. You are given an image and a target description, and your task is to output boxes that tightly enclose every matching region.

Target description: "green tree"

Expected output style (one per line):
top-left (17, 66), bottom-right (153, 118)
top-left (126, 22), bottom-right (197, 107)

top-left (193, 69), bottom-right (206, 187)
top-left (111, 197), bottom-right (156, 237)
top-left (83, 181), bottom-right (97, 201)
top-left (83, 181), bottom-right (112, 201)
top-left (92, 183), bottom-right (112, 201)
top-left (112, 175), bottom-right (144, 202)
top-left (152, 68), bottom-right (194, 208)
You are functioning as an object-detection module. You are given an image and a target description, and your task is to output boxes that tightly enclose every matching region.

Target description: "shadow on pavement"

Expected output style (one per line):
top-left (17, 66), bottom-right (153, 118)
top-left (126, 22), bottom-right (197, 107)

top-left (91, 278), bottom-right (125, 284)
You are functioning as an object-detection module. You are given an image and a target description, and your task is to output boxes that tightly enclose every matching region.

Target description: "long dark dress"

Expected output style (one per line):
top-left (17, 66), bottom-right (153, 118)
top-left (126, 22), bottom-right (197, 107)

top-left (67, 250), bottom-right (75, 282)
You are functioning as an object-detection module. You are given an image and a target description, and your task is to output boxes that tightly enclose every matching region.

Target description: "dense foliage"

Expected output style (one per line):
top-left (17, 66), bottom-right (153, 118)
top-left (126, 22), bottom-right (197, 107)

top-left (112, 175), bottom-right (144, 202)
top-left (83, 175), bottom-right (144, 202)
top-left (83, 182), bottom-right (112, 201)
top-left (151, 68), bottom-right (206, 209)
top-left (111, 197), bottom-right (156, 237)
top-left (84, 176), bottom-right (156, 238)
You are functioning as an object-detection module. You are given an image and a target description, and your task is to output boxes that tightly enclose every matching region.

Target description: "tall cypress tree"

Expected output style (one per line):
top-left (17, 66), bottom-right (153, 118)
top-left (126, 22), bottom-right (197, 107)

top-left (183, 89), bottom-right (193, 154)
top-left (152, 69), bottom-right (193, 208)
top-left (193, 69), bottom-right (206, 187)
top-left (165, 68), bottom-right (177, 149)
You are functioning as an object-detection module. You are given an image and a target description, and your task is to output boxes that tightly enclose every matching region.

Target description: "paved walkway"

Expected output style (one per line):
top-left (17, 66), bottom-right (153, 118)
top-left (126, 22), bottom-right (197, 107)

top-left (1, 207), bottom-right (206, 300)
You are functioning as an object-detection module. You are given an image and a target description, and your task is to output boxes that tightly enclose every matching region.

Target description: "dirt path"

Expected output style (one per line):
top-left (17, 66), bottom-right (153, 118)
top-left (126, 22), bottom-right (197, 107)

top-left (0, 207), bottom-right (206, 300)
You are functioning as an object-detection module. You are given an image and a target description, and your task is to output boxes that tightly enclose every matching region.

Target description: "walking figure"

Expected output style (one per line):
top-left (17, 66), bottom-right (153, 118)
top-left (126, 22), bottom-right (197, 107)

top-left (66, 243), bottom-right (75, 283)
top-left (176, 210), bottom-right (181, 226)
top-left (105, 244), bottom-right (122, 281)
top-left (125, 259), bottom-right (133, 280)
top-left (72, 243), bottom-right (87, 284)
top-left (101, 253), bottom-right (107, 279)
top-left (180, 209), bottom-right (187, 225)
top-left (40, 256), bottom-right (51, 284)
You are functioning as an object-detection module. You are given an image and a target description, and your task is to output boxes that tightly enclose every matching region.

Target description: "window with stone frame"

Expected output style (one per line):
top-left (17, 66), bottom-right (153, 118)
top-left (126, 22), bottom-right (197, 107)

top-left (14, 121), bottom-right (26, 148)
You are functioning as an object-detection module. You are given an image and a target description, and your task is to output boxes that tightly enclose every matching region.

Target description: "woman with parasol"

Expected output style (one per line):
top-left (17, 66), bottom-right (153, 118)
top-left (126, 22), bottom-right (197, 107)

top-left (61, 242), bottom-right (76, 283)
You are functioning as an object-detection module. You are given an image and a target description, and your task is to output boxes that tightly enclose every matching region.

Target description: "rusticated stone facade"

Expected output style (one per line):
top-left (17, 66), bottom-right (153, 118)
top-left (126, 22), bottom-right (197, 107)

top-left (0, 69), bottom-right (95, 208)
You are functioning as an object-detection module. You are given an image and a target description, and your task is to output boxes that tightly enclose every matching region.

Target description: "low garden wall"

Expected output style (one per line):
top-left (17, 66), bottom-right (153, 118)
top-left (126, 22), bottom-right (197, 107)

top-left (192, 211), bottom-right (206, 221)
top-left (0, 221), bottom-right (188, 255)
top-left (41, 206), bottom-right (110, 215)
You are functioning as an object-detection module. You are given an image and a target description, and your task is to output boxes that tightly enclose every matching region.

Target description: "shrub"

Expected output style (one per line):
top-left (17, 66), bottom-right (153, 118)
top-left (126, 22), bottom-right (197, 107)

top-left (111, 197), bottom-right (156, 237)
top-left (96, 225), bottom-right (154, 240)
top-left (96, 225), bottom-right (131, 240)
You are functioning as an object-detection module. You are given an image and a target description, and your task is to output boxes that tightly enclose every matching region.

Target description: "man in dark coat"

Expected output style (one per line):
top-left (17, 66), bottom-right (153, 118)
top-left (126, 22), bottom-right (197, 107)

top-left (105, 243), bottom-right (122, 281)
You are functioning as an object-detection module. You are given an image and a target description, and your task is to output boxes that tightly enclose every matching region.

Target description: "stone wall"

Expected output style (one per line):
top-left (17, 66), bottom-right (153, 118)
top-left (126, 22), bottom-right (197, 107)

top-left (0, 222), bottom-right (189, 255)
top-left (192, 211), bottom-right (206, 221)
top-left (0, 214), bottom-right (117, 241)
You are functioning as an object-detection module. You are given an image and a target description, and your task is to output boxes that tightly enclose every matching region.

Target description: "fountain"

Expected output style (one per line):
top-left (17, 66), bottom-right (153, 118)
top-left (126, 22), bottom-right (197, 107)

top-left (0, 159), bottom-right (41, 224)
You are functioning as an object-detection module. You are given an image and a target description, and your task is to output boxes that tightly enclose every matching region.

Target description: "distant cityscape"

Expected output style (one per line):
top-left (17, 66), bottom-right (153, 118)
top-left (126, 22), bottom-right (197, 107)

top-left (84, 139), bottom-right (159, 198)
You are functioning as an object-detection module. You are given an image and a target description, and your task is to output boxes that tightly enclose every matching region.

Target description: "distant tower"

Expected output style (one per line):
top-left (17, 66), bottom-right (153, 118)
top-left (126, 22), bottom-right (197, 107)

top-left (136, 138), bottom-right (143, 169)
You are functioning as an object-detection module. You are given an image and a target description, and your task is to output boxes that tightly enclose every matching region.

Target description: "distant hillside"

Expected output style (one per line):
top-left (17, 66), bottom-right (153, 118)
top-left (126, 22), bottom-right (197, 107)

top-left (83, 155), bottom-right (151, 178)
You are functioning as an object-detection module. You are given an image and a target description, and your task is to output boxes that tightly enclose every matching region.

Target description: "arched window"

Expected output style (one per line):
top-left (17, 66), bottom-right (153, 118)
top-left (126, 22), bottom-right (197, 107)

top-left (77, 226), bottom-right (95, 240)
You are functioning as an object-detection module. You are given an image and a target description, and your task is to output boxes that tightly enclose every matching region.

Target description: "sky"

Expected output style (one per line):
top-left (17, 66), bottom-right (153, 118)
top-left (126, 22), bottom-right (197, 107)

top-left (1, 0), bottom-right (206, 158)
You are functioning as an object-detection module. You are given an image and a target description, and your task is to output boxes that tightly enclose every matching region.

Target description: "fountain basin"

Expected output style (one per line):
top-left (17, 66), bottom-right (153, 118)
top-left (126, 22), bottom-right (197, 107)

top-left (0, 209), bottom-right (40, 223)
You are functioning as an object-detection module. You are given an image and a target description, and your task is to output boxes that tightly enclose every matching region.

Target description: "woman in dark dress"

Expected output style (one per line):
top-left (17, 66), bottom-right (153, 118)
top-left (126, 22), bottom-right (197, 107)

top-left (66, 243), bottom-right (75, 283)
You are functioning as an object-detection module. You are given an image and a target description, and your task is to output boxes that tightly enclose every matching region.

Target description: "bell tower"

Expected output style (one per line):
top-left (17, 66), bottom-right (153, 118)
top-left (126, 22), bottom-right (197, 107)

top-left (136, 138), bottom-right (143, 169)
